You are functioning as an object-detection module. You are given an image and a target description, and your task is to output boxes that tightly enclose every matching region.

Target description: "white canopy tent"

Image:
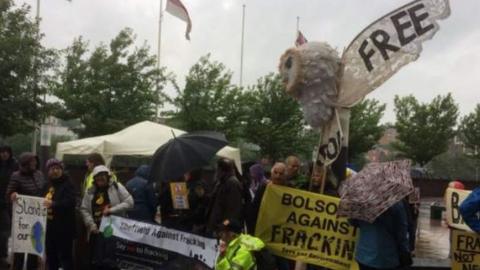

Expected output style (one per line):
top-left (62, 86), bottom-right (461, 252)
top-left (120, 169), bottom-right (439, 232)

top-left (55, 121), bottom-right (242, 173)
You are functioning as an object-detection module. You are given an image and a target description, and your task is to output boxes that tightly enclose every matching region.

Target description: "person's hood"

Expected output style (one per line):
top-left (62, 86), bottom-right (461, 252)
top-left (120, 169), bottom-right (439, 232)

top-left (249, 164), bottom-right (266, 183)
top-left (18, 152), bottom-right (39, 171)
top-left (0, 145), bottom-right (13, 161)
top-left (135, 165), bottom-right (151, 180)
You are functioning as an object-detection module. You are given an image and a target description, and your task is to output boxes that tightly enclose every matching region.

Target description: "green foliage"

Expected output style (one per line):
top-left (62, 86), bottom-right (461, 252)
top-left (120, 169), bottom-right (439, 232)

top-left (393, 93), bottom-right (459, 166)
top-left (0, 2), bottom-right (57, 137)
top-left (427, 149), bottom-right (480, 181)
top-left (242, 74), bottom-right (316, 161)
top-left (1, 132), bottom-right (35, 156)
top-left (348, 99), bottom-right (386, 161)
top-left (459, 104), bottom-right (480, 159)
top-left (54, 28), bottom-right (166, 137)
top-left (168, 64), bottom-right (317, 161)
top-left (167, 54), bottom-right (247, 142)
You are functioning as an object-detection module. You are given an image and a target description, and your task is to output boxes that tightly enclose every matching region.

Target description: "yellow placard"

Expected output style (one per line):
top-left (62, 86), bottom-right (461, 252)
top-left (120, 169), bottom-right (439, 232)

top-left (170, 182), bottom-right (189, 210)
top-left (445, 188), bottom-right (473, 232)
top-left (451, 229), bottom-right (480, 270)
top-left (255, 184), bottom-right (358, 270)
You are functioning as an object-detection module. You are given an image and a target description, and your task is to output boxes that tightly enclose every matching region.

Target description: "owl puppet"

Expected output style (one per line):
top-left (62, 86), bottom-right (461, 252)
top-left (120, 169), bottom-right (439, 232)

top-left (278, 0), bottom-right (451, 192)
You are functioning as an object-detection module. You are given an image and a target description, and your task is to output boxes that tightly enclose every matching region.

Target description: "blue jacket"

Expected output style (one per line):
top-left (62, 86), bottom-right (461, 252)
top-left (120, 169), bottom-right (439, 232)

top-left (126, 165), bottom-right (157, 222)
top-left (460, 188), bottom-right (480, 232)
top-left (351, 201), bottom-right (410, 269)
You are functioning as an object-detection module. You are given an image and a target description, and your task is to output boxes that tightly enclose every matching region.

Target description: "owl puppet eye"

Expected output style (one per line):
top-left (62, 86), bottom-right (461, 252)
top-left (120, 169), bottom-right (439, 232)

top-left (285, 56), bottom-right (293, 69)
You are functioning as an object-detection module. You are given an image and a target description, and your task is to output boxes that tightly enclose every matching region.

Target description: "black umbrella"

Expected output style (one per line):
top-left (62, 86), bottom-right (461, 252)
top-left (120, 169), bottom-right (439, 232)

top-left (150, 131), bottom-right (228, 183)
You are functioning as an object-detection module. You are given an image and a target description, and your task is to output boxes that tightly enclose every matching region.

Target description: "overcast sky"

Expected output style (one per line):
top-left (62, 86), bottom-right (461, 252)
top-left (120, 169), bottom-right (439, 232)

top-left (13, 0), bottom-right (480, 123)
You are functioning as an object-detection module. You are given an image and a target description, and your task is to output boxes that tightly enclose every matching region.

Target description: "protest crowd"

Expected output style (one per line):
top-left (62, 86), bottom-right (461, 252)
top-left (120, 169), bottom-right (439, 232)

top-left (0, 143), bottom-right (426, 270)
top-left (2, 0), bottom-right (476, 269)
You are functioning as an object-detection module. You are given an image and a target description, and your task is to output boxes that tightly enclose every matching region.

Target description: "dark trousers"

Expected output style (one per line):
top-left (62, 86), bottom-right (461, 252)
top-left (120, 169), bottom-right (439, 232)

top-left (46, 233), bottom-right (74, 270)
top-left (0, 207), bottom-right (10, 259)
top-left (0, 232), bottom-right (8, 260)
top-left (12, 253), bottom-right (38, 270)
top-left (89, 234), bottom-right (118, 270)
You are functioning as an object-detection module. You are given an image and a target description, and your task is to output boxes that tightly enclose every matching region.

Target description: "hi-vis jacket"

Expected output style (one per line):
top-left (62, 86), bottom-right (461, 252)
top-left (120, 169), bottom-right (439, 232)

top-left (215, 234), bottom-right (265, 270)
top-left (83, 172), bottom-right (118, 195)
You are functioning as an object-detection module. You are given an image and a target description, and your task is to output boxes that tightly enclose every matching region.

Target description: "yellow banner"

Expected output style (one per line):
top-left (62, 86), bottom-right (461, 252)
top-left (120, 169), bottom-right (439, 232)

top-left (451, 229), bottom-right (480, 270)
top-left (255, 184), bottom-right (358, 270)
top-left (445, 188), bottom-right (473, 232)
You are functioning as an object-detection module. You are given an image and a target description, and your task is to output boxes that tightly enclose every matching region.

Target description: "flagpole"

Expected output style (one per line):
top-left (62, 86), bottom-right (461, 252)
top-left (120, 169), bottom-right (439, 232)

top-left (239, 4), bottom-right (245, 87)
top-left (296, 16), bottom-right (299, 33)
top-left (31, 0), bottom-right (41, 154)
top-left (156, 0), bottom-right (164, 120)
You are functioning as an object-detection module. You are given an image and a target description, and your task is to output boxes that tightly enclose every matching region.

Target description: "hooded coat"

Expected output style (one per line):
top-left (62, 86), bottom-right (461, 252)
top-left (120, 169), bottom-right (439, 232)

top-left (350, 201), bottom-right (410, 269)
top-left (0, 146), bottom-right (18, 206)
top-left (460, 188), bottom-right (480, 233)
top-left (80, 177), bottom-right (133, 232)
top-left (125, 165), bottom-right (157, 222)
top-left (6, 152), bottom-right (46, 200)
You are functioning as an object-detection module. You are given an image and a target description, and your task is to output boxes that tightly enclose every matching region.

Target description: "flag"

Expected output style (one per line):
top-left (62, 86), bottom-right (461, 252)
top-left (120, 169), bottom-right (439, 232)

top-left (166, 0), bottom-right (192, 40)
top-left (295, 30), bottom-right (307, 47)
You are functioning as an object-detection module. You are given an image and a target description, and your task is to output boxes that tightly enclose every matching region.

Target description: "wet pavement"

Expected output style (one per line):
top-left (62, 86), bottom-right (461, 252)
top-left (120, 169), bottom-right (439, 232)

top-left (413, 198), bottom-right (450, 268)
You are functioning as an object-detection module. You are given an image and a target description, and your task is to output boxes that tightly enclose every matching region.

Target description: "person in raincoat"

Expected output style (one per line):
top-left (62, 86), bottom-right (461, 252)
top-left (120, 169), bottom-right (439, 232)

top-left (460, 187), bottom-right (480, 233)
top-left (83, 153), bottom-right (117, 196)
top-left (125, 165), bottom-right (157, 223)
top-left (215, 219), bottom-right (266, 270)
top-left (80, 165), bottom-right (133, 270)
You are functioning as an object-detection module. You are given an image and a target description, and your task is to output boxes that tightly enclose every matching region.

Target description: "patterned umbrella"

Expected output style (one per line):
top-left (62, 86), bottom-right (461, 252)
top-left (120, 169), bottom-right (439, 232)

top-left (338, 160), bottom-right (414, 223)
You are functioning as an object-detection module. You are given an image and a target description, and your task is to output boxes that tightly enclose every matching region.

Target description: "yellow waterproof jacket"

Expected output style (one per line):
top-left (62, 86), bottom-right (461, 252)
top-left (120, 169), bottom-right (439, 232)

top-left (82, 172), bottom-right (118, 195)
top-left (215, 234), bottom-right (265, 270)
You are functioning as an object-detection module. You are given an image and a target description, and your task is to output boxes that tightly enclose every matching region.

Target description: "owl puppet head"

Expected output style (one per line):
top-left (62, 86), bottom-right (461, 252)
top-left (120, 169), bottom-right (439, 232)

top-left (279, 42), bottom-right (342, 129)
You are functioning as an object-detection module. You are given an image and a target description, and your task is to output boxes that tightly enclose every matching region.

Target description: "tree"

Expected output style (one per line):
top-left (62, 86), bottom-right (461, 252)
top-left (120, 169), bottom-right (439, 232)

top-left (242, 74), bottom-right (316, 161)
top-left (167, 55), bottom-right (247, 142)
top-left (427, 149), bottom-right (480, 181)
top-left (0, 1), bottom-right (57, 137)
top-left (459, 104), bottom-right (480, 159)
top-left (393, 93), bottom-right (459, 166)
top-left (54, 28), bottom-right (166, 137)
top-left (348, 99), bottom-right (386, 162)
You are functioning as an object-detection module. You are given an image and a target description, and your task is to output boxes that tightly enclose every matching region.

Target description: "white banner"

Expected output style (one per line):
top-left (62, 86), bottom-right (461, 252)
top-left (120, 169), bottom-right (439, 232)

top-left (445, 187), bottom-right (473, 232)
top-left (315, 108), bottom-right (350, 167)
top-left (339, 0), bottom-right (450, 107)
top-left (100, 216), bottom-right (219, 268)
top-left (11, 195), bottom-right (47, 256)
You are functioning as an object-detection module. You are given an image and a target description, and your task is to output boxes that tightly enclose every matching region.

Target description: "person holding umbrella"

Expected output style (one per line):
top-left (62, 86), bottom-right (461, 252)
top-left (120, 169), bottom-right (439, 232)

top-left (149, 131), bottom-right (234, 233)
top-left (350, 202), bottom-right (410, 270)
top-left (339, 160), bottom-right (414, 270)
